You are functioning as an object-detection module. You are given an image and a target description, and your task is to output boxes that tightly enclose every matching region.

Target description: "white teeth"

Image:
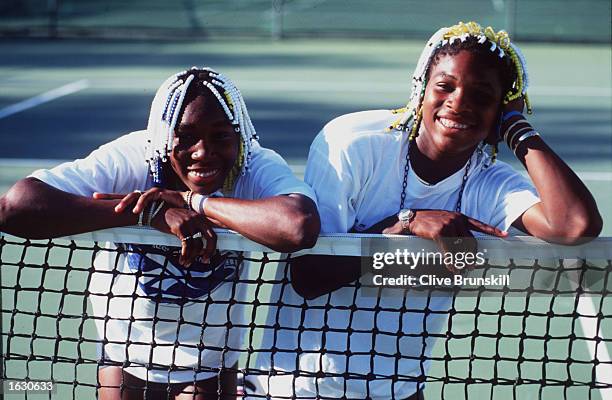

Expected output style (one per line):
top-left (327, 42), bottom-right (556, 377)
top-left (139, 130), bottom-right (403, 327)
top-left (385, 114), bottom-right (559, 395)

top-left (189, 169), bottom-right (219, 178)
top-left (439, 118), bottom-right (468, 129)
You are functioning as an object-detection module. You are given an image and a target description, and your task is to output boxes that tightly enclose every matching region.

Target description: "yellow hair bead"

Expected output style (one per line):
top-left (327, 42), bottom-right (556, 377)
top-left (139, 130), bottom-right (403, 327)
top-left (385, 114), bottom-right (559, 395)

top-left (223, 91), bottom-right (235, 112)
top-left (222, 140), bottom-right (244, 193)
top-left (491, 145), bottom-right (498, 163)
top-left (408, 108), bottom-right (422, 141)
top-left (524, 93), bottom-right (533, 114)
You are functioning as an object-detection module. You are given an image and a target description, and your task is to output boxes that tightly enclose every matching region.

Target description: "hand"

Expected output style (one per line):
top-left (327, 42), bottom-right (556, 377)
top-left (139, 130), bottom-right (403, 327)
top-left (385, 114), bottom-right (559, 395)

top-left (382, 209), bottom-right (507, 273)
top-left (93, 188), bottom-right (188, 214)
top-left (150, 206), bottom-right (217, 267)
top-left (503, 96), bottom-right (525, 114)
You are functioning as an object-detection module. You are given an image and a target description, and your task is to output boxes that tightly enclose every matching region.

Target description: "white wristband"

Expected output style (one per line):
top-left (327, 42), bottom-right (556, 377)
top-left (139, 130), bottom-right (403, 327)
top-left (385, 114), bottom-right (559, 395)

top-left (191, 194), bottom-right (209, 214)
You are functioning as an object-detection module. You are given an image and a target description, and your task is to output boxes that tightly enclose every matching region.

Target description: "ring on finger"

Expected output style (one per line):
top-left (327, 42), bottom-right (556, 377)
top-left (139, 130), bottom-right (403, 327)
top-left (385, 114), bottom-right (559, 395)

top-left (181, 232), bottom-right (203, 242)
top-left (453, 238), bottom-right (463, 245)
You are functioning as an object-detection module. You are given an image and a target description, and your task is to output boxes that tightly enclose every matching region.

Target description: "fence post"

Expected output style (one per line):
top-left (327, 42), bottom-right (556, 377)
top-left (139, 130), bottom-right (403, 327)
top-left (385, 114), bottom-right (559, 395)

top-left (47, 0), bottom-right (59, 38)
top-left (505, 0), bottom-right (517, 38)
top-left (271, 0), bottom-right (284, 40)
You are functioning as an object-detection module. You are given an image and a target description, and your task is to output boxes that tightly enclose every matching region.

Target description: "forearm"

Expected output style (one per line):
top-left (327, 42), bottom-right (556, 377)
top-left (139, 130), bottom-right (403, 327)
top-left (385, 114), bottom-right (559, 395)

top-left (202, 194), bottom-right (320, 252)
top-left (0, 178), bottom-right (138, 239)
top-left (515, 135), bottom-right (602, 240)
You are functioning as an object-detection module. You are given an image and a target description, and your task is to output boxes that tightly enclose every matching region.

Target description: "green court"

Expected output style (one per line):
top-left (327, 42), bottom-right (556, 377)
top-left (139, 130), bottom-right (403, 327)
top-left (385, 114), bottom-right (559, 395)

top-left (0, 23), bottom-right (611, 400)
top-left (1, 38), bottom-right (610, 233)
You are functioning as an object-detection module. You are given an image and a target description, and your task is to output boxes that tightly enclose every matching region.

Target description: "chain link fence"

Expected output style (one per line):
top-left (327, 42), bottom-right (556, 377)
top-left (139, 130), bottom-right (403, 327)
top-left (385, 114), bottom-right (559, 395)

top-left (0, 0), bottom-right (610, 42)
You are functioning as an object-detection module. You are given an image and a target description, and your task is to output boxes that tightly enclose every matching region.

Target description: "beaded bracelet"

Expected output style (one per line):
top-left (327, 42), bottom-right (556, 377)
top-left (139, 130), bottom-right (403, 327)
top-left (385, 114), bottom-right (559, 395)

top-left (145, 202), bottom-right (154, 226)
top-left (148, 201), bottom-right (165, 225)
top-left (185, 191), bottom-right (194, 210)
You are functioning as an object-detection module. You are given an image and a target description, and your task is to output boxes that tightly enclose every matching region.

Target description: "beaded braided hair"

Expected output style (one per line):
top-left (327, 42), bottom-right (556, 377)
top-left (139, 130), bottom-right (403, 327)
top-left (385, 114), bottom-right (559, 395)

top-left (390, 21), bottom-right (531, 163)
top-left (145, 67), bottom-right (258, 193)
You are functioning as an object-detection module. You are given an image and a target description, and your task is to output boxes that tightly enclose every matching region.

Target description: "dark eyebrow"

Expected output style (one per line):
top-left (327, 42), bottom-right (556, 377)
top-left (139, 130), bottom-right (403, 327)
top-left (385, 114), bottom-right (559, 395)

top-left (435, 72), bottom-right (457, 80)
top-left (176, 123), bottom-right (196, 131)
top-left (435, 72), bottom-right (497, 91)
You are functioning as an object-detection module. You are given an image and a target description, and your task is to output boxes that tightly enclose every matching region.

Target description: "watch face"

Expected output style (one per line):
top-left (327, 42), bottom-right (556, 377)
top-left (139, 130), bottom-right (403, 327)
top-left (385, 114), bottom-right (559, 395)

top-left (399, 209), bottom-right (413, 221)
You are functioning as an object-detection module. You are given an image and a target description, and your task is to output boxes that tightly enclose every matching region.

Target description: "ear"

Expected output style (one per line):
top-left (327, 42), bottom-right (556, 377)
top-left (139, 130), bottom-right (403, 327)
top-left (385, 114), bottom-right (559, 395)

top-left (485, 106), bottom-right (504, 145)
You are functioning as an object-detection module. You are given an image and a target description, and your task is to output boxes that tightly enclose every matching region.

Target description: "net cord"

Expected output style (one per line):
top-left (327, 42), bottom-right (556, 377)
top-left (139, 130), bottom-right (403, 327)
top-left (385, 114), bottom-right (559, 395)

top-left (44, 226), bottom-right (612, 259)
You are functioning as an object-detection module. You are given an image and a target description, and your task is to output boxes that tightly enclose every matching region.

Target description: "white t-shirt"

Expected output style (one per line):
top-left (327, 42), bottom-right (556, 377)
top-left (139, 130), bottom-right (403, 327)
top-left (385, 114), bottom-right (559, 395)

top-left (30, 130), bottom-right (316, 383)
top-left (249, 110), bottom-right (540, 399)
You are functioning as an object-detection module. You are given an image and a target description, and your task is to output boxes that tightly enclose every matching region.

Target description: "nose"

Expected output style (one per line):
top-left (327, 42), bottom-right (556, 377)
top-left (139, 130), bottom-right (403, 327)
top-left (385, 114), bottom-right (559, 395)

top-left (447, 88), bottom-right (473, 114)
top-left (191, 139), bottom-right (207, 160)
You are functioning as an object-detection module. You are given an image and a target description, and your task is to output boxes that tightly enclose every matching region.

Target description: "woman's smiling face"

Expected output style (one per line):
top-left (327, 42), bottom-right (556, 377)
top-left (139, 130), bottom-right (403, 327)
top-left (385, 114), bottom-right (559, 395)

top-left (418, 50), bottom-right (504, 160)
top-left (170, 94), bottom-right (239, 194)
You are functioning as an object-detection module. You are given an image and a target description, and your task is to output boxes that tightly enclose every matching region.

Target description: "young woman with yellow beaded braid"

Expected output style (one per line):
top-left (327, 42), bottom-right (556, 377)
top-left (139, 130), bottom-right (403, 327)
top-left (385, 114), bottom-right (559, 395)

top-left (0, 67), bottom-right (320, 399)
top-left (248, 22), bottom-right (602, 399)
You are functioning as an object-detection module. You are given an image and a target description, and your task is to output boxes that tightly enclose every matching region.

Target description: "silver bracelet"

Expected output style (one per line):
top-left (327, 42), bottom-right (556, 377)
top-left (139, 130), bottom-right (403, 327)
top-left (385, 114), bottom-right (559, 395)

top-left (513, 130), bottom-right (540, 156)
top-left (503, 119), bottom-right (529, 144)
top-left (507, 126), bottom-right (533, 149)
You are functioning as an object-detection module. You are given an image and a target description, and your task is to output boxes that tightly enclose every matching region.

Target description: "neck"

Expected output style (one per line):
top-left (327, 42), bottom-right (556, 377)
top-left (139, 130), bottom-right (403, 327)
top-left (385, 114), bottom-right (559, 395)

top-left (411, 136), bottom-right (474, 184)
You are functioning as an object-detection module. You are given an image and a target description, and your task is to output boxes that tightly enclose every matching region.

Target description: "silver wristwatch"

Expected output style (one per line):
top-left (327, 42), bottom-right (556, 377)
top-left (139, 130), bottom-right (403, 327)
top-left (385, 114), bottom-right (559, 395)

top-left (398, 208), bottom-right (416, 232)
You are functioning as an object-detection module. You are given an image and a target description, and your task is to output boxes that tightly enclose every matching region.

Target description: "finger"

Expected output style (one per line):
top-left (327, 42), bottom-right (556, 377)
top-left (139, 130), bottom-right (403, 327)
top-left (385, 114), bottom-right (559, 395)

top-left (114, 192), bottom-right (142, 213)
top-left (186, 232), bottom-right (204, 267)
top-left (432, 235), bottom-right (460, 275)
top-left (465, 217), bottom-right (508, 237)
top-left (449, 229), bottom-right (478, 272)
top-left (180, 237), bottom-right (189, 267)
top-left (93, 192), bottom-right (127, 200)
top-left (132, 189), bottom-right (161, 214)
top-left (455, 218), bottom-right (478, 252)
top-left (435, 225), bottom-right (465, 274)
top-left (382, 221), bottom-right (404, 235)
top-left (204, 227), bottom-right (217, 261)
top-left (179, 233), bottom-right (198, 267)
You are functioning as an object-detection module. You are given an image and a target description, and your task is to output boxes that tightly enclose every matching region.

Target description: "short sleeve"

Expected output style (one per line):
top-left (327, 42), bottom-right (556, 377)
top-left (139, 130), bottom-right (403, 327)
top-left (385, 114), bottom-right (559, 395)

top-left (304, 133), bottom-right (359, 233)
top-left (29, 131), bottom-right (150, 196)
top-left (469, 162), bottom-right (540, 232)
top-left (235, 146), bottom-right (316, 202)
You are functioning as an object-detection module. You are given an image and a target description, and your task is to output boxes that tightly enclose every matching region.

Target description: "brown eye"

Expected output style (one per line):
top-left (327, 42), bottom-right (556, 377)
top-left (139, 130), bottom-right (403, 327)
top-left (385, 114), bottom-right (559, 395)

top-left (175, 133), bottom-right (197, 146)
top-left (214, 131), bottom-right (234, 142)
top-left (436, 83), bottom-right (453, 92)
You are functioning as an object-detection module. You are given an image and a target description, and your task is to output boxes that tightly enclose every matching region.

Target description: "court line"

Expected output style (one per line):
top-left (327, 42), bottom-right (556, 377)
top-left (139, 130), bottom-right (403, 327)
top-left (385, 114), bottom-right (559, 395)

top-left (566, 262), bottom-right (612, 387)
top-left (0, 79), bottom-right (90, 119)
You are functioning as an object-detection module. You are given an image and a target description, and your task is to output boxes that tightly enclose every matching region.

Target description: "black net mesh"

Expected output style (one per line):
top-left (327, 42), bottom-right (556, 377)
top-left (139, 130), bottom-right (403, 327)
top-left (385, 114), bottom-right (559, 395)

top-left (1, 232), bottom-right (611, 399)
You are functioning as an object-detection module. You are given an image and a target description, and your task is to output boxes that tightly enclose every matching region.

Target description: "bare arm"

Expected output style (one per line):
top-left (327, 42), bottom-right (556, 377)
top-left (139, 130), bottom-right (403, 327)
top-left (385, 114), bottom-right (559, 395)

top-left (106, 189), bottom-right (321, 253)
top-left (0, 178), bottom-right (137, 239)
top-left (504, 107), bottom-right (602, 244)
top-left (200, 194), bottom-right (320, 253)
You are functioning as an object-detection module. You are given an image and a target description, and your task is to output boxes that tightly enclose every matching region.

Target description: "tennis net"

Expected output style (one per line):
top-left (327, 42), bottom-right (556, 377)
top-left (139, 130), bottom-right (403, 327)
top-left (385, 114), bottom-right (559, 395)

top-left (1, 228), bottom-right (611, 399)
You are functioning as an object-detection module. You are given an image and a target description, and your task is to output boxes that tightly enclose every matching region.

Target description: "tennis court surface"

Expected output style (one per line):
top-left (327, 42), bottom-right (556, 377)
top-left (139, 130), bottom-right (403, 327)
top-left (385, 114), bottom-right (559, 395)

top-left (1, 229), bottom-right (610, 399)
top-left (0, 34), bottom-right (610, 399)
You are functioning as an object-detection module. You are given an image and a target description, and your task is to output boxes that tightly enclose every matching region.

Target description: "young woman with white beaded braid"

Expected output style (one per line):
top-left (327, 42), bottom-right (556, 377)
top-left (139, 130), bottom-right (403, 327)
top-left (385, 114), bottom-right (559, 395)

top-left (0, 67), bottom-right (320, 399)
top-left (249, 22), bottom-right (602, 399)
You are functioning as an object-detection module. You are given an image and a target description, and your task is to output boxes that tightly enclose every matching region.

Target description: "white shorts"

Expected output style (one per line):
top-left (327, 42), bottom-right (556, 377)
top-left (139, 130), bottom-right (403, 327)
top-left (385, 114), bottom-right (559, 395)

top-left (89, 247), bottom-right (247, 383)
